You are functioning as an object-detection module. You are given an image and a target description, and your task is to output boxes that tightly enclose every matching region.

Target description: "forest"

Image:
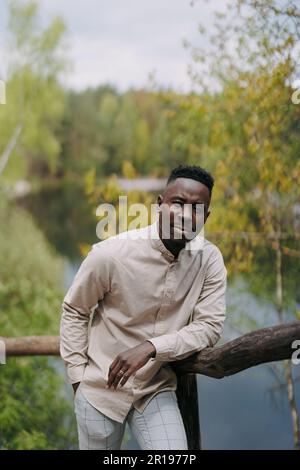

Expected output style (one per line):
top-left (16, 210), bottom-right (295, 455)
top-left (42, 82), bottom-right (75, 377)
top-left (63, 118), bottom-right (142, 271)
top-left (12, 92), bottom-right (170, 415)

top-left (0, 0), bottom-right (299, 449)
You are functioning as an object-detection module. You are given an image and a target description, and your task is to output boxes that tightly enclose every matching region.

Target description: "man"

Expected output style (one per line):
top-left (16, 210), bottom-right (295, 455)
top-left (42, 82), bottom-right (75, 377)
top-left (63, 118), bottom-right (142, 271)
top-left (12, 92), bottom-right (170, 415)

top-left (60, 164), bottom-right (227, 450)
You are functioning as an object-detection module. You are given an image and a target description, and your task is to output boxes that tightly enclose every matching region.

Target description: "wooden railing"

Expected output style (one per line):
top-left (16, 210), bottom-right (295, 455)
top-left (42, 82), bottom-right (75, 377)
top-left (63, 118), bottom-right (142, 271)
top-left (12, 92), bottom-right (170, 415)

top-left (1, 321), bottom-right (300, 450)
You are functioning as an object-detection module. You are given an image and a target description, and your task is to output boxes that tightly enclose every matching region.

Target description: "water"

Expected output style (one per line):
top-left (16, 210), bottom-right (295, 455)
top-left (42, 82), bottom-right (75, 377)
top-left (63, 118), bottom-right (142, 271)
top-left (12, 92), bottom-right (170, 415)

top-left (198, 366), bottom-right (299, 449)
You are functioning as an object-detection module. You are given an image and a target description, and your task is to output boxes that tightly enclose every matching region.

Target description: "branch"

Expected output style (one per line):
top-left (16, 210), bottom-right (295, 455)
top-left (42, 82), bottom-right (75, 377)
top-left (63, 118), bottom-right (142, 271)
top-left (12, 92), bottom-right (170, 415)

top-left (1, 335), bottom-right (59, 356)
top-left (1, 322), bottom-right (299, 379)
top-left (172, 322), bottom-right (300, 378)
top-left (0, 123), bottom-right (23, 176)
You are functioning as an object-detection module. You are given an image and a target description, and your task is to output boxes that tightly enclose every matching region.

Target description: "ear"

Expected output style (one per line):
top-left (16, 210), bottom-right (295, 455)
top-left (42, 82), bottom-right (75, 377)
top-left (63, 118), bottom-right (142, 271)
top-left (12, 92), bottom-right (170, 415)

top-left (204, 210), bottom-right (210, 223)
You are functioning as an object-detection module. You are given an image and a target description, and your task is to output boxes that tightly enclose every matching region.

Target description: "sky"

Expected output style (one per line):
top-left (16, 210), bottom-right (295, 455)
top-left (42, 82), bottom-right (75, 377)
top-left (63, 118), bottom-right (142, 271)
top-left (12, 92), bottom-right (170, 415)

top-left (0, 0), bottom-right (228, 92)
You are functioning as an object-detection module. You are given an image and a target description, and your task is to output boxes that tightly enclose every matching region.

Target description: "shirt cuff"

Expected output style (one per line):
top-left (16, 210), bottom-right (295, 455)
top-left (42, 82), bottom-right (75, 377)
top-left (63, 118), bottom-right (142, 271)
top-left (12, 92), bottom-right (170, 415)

top-left (66, 364), bottom-right (86, 384)
top-left (146, 336), bottom-right (173, 361)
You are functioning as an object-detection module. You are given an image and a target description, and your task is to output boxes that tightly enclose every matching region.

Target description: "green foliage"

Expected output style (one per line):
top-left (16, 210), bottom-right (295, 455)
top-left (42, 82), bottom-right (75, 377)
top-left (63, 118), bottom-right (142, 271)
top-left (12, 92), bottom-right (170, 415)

top-left (164, 0), bottom-right (300, 317)
top-left (0, 0), bottom-right (68, 181)
top-left (59, 87), bottom-right (177, 178)
top-left (0, 357), bottom-right (77, 449)
top-left (0, 187), bottom-right (63, 336)
top-left (0, 188), bottom-right (77, 449)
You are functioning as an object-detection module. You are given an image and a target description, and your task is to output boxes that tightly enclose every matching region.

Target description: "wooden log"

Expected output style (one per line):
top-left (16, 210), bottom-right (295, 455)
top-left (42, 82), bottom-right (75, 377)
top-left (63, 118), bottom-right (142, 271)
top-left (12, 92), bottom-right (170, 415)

top-left (1, 335), bottom-right (60, 356)
top-left (172, 321), bottom-right (300, 378)
top-left (173, 321), bottom-right (300, 450)
top-left (2, 322), bottom-right (299, 375)
top-left (1, 321), bottom-right (299, 450)
top-left (176, 374), bottom-right (201, 450)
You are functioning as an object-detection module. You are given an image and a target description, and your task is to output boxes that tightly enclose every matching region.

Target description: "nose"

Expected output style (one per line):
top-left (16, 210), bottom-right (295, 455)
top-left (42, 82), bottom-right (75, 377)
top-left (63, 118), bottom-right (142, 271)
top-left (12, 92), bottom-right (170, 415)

top-left (172, 205), bottom-right (193, 230)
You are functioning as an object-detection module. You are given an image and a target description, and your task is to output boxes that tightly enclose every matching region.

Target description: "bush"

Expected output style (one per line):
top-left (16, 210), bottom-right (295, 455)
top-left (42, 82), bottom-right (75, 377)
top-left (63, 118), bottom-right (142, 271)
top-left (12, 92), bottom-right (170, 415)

top-left (0, 187), bottom-right (77, 449)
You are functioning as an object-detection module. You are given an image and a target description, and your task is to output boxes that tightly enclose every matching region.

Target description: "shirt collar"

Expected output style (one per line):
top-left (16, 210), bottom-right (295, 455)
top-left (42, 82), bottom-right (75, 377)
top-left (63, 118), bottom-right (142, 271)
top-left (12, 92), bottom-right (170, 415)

top-left (149, 219), bottom-right (175, 261)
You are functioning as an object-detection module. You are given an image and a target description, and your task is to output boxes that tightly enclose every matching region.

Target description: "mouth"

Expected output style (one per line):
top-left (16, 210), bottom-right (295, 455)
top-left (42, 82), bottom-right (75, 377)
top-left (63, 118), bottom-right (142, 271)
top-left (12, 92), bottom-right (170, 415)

top-left (171, 224), bottom-right (199, 241)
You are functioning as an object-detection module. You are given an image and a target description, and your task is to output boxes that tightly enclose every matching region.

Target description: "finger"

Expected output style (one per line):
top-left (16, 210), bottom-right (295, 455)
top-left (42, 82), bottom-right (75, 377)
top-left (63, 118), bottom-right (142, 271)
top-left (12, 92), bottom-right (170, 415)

top-left (112, 367), bottom-right (128, 389)
top-left (108, 357), bottom-right (120, 374)
top-left (119, 359), bottom-right (147, 387)
top-left (120, 367), bottom-right (135, 387)
top-left (107, 361), bottom-right (122, 388)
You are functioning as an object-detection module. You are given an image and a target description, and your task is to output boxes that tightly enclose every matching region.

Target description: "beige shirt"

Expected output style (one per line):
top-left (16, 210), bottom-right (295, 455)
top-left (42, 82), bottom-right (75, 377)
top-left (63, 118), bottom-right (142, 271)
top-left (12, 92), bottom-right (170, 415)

top-left (60, 220), bottom-right (227, 423)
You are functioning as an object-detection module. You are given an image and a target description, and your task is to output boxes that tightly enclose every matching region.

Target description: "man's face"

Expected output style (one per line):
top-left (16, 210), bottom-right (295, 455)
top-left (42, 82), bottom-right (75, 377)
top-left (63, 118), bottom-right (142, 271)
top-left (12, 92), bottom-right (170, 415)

top-left (157, 177), bottom-right (211, 245)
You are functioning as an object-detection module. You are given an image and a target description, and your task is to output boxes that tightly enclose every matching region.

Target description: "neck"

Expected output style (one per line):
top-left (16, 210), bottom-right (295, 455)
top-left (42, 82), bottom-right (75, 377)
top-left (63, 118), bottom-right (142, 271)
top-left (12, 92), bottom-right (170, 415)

top-left (162, 239), bottom-right (184, 258)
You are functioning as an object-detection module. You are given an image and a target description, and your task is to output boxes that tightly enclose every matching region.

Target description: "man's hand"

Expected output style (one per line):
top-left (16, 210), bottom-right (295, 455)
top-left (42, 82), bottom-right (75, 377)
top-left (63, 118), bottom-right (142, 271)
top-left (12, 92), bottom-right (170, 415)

top-left (107, 341), bottom-right (156, 390)
top-left (72, 382), bottom-right (81, 395)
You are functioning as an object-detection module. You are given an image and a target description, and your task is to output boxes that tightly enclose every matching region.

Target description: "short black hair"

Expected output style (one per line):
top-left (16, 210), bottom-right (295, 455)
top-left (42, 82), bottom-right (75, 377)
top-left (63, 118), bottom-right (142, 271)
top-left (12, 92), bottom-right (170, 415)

top-left (167, 164), bottom-right (214, 196)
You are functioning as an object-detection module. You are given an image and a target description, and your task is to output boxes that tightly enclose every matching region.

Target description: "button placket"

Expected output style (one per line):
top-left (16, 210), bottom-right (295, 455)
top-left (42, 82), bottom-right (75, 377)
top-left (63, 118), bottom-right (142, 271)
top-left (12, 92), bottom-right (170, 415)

top-left (162, 262), bottom-right (177, 305)
top-left (152, 260), bottom-right (179, 336)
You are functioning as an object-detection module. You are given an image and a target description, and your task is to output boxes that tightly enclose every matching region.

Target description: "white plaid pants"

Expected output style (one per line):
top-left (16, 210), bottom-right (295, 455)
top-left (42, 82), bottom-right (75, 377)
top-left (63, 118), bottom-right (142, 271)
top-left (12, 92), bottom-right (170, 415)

top-left (74, 388), bottom-right (188, 450)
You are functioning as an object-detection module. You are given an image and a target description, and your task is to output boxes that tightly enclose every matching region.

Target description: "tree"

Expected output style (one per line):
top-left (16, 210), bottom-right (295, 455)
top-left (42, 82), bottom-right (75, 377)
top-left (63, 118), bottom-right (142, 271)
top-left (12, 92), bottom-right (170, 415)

top-left (166, 0), bottom-right (300, 448)
top-left (0, 187), bottom-right (77, 449)
top-left (0, 0), bottom-right (68, 181)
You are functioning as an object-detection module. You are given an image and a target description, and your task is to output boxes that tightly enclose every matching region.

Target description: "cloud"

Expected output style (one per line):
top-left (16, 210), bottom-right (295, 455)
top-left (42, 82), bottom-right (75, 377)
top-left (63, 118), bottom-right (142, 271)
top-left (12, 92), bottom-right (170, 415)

top-left (2, 0), bottom-right (229, 91)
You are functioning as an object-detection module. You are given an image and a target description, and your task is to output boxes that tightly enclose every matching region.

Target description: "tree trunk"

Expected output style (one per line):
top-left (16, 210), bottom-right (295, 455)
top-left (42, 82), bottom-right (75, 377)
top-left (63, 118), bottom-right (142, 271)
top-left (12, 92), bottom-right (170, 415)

top-left (285, 360), bottom-right (300, 450)
top-left (172, 322), bottom-right (300, 377)
top-left (0, 123), bottom-right (23, 175)
top-left (275, 236), bottom-right (300, 449)
top-left (176, 374), bottom-right (201, 450)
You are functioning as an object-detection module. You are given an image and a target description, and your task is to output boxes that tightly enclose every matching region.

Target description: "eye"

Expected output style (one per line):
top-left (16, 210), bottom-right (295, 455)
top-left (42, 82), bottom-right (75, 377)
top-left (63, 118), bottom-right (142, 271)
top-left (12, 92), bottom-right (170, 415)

top-left (194, 205), bottom-right (204, 214)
